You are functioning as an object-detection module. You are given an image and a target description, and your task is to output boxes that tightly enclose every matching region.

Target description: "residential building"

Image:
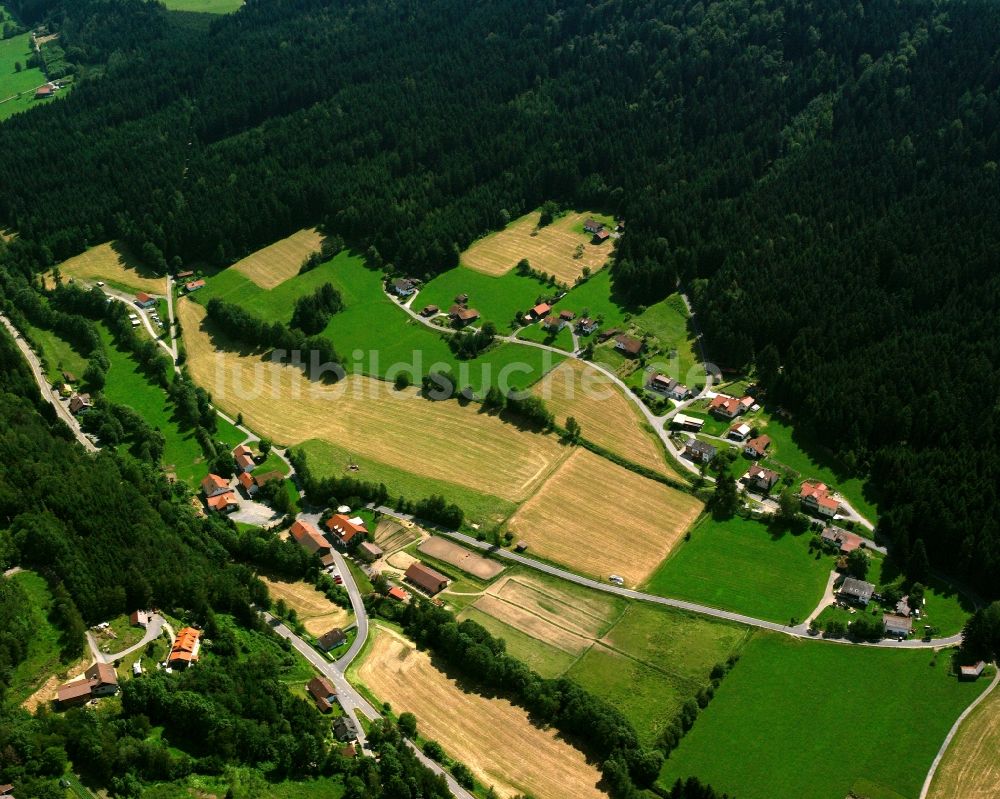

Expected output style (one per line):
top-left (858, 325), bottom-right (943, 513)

top-left (233, 443), bottom-right (256, 472)
top-left (35, 83), bottom-right (54, 99)
top-left (583, 219), bottom-right (604, 234)
top-left (253, 470), bottom-right (284, 490)
top-left (883, 614), bottom-right (913, 639)
top-left (135, 292), bottom-right (156, 309)
top-left (201, 473), bottom-right (230, 498)
top-left (838, 577), bottom-right (875, 606)
top-left (960, 661), bottom-right (987, 680)
top-left (404, 562), bottom-right (449, 595)
top-left (647, 374), bottom-right (677, 395)
top-left (454, 293), bottom-right (469, 304)
top-left (577, 317), bottom-right (598, 334)
top-left (184, 279), bottom-right (206, 293)
top-left (317, 628), bottom-right (346, 651)
top-left (821, 526), bottom-right (864, 554)
top-left (86, 662), bottom-right (119, 697)
top-left (449, 306), bottom-right (480, 327)
top-left (237, 471), bottom-right (256, 495)
top-left (291, 519), bottom-right (334, 566)
top-left (744, 435), bottom-right (772, 459)
top-left (391, 278), bottom-right (418, 297)
top-left (325, 514), bottom-right (368, 547)
top-left (387, 586), bottom-right (409, 602)
top-left (527, 302), bottom-right (552, 320)
top-left (593, 228), bottom-right (611, 242)
top-left (614, 334), bottom-right (643, 356)
top-left (357, 541), bottom-right (384, 562)
top-left (671, 413), bottom-right (704, 432)
top-left (206, 490), bottom-right (239, 514)
top-left (175, 270), bottom-right (195, 279)
top-left (745, 463), bottom-right (780, 493)
top-left (307, 676), bottom-right (337, 713)
top-left (728, 422), bottom-right (751, 441)
top-left (168, 627), bottom-right (201, 668)
top-left (684, 438), bottom-right (716, 464)
top-left (129, 610), bottom-right (148, 627)
top-left (68, 393), bottom-right (93, 415)
top-left (559, 309), bottom-right (576, 321)
top-left (799, 480), bottom-right (842, 518)
top-left (334, 716), bottom-right (359, 742)
top-left (420, 304), bottom-right (439, 317)
top-left (708, 394), bottom-right (753, 419)
top-left (56, 680), bottom-right (94, 708)
top-left (542, 315), bottom-right (565, 331)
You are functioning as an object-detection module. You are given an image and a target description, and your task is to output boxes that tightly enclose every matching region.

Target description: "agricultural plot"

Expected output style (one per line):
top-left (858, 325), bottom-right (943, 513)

top-left (532, 359), bottom-right (678, 478)
top-left (462, 210), bottom-right (614, 284)
top-left (161, 0), bottom-right (244, 11)
top-left (928, 673), bottom-right (1000, 799)
top-left (417, 536), bottom-right (504, 580)
top-left (179, 299), bottom-right (570, 508)
top-left (357, 627), bottom-right (607, 799)
top-left (55, 241), bottom-right (166, 295)
top-left (372, 517), bottom-right (420, 554)
top-left (508, 448), bottom-right (702, 586)
top-left (644, 515), bottom-right (837, 624)
top-left (659, 633), bottom-right (988, 799)
top-left (459, 570), bottom-right (747, 744)
top-left (260, 577), bottom-right (350, 636)
top-left (414, 265), bottom-right (553, 329)
top-left (229, 228), bottom-right (323, 289)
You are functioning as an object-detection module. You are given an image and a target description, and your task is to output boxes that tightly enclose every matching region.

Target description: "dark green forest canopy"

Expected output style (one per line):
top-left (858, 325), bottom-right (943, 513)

top-left (0, 0), bottom-right (997, 592)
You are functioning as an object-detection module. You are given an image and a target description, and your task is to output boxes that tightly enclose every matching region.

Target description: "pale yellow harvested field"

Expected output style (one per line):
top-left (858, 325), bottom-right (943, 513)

top-left (490, 573), bottom-right (618, 639)
top-left (508, 449), bottom-right (703, 587)
top-left (260, 576), bottom-right (350, 636)
top-left (533, 359), bottom-right (680, 478)
top-left (179, 300), bottom-right (569, 503)
top-left (358, 629), bottom-right (606, 799)
top-left (231, 228), bottom-right (323, 289)
top-left (463, 211), bottom-right (612, 284)
top-left (55, 242), bottom-right (166, 294)
top-left (418, 536), bottom-right (505, 580)
top-left (472, 594), bottom-right (590, 655)
top-left (928, 675), bottom-right (1000, 799)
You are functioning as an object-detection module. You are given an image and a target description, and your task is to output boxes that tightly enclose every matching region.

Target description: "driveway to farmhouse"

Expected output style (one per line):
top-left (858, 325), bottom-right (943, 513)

top-left (86, 613), bottom-right (166, 664)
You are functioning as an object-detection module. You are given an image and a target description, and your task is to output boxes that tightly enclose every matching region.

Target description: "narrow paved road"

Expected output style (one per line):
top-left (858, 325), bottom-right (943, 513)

top-left (1, 312), bottom-right (98, 452)
top-left (86, 613), bottom-right (166, 664)
top-left (918, 665), bottom-right (999, 799)
top-left (99, 286), bottom-right (174, 360)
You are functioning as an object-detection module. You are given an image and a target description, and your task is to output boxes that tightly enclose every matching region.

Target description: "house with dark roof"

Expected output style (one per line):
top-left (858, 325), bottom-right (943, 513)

top-left (883, 614), bottom-right (913, 639)
top-left (420, 304), bottom-right (439, 317)
top-left (307, 676), bottom-right (337, 713)
top-left (647, 374), bottom-right (677, 395)
top-left (542, 314), bottom-right (565, 331)
top-left (317, 628), bottom-right (346, 652)
top-left (583, 219), bottom-right (604, 235)
top-left (745, 463), bottom-right (780, 493)
top-left (334, 716), bottom-right (359, 742)
top-left (684, 438), bottom-right (716, 464)
top-left (614, 334), bottom-right (643, 356)
top-left (56, 679), bottom-right (94, 708)
top-left (559, 309), bottom-right (576, 321)
top-left (744, 435), bottom-right (771, 459)
top-left (577, 317), bottom-right (598, 335)
top-left (404, 562), bottom-right (449, 595)
top-left (325, 514), bottom-right (368, 547)
top-left (593, 228), bottom-right (611, 243)
top-left (449, 306), bottom-right (480, 327)
top-left (391, 278), bottom-right (418, 297)
top-left (253, 470), bottom-right (284, 490)
top-left (69, 393), bottom-right (93, 415)
top-left (838, 577), bottom-right (875, 607)
top-left (357, 541), bottom-right (384, 562)
top-left (87, 662), bottom-right (120, 697)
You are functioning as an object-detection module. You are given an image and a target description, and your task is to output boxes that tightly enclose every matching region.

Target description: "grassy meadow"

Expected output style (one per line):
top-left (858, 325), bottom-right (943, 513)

top-left (25, 321), bottom-right (89, 384)
top-left (516, 320), bottom-right (575, 351)
top-left (5, 570), bottom-right (71, 705)
top-left (160, 0), bottom-right (244, 12)
top-left (415, 264), bottom-right (554, 330)
top-left (659, 633), bottom-right (989, 799)
top-left (0, 9), bottom-right (52, 123)
top-left (645, 515), bottom-right (837, 624)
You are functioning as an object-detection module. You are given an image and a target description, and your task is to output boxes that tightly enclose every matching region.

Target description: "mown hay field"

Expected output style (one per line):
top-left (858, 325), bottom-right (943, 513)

top-left (260, 577), bottom-right (350, 636)
top-left (358, 628), bottom-right (607, 799)
top-left (533, 359), bottom-right (680, 478)
top-left (178, 299), bottom-right (570, 506)
top-left (463, 210), bottom-right (614, 284)
top-left (55, 241), bottom-right (166, 295)
top-left (928, 673), bottom-right (1000, 799)
top-left (507, 448), bottom-right (702, 586)
top-left (417, 536), bottom-right (505, 580)
top-left (230, 228), bottom-right (323, 289)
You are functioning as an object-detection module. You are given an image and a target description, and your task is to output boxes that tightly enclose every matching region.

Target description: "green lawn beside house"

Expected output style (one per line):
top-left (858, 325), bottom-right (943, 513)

top-left (415, 264), bottom-right (553, 330)
top-left (658, 633), bottom-right (988, 799)
top-left (644, 515), bottom-right (836, 624)
top-left (516, 321), bottom-right (575, 351)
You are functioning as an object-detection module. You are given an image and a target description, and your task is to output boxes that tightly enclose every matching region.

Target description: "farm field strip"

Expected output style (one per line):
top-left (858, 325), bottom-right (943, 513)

top-left (260, 577), bottom-right (351, 637)
top-left (357, 628), bottom-right (607, 799)
top-left (463, 210), bottom-right (614, 284)
top-left (508, 448), bottom-right (703, 587)
top-left (417, 536), bottom-right (505, 580)
top-left (178, 299), bottom-right (571, 504)
top-left (230, 228), bottom-right (323, 289)
top-left (54, 241), bottom-right (166, 295)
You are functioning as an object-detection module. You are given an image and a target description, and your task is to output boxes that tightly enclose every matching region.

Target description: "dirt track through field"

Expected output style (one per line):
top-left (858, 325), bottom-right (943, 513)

top-left (533, 359), bottom-right (680, 478)
top-left (231, 228), bottom-right (323, 289)
top-left (463, 211), bottom-right (612, 284)
top-left (508, 449), bottom-right (702, 587)
top-left (178, 299), bottom-right (570, 503)
top-left (358, 629), bottom-right (607, 799)
top-left (927, 674), bottom-right (1000, 799)
top-left (260, 576), bottom-right (350, 636)
top-left (419, 536), bottom-right (505, 579)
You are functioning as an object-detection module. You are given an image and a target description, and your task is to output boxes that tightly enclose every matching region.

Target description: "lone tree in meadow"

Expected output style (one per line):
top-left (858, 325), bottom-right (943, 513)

top-left (565, 416), bottom-right (581, 442)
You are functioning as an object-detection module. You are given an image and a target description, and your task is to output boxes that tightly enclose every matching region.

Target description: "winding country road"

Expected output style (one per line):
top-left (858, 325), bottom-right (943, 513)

top-left (0, 311), bottom-right (99, 452)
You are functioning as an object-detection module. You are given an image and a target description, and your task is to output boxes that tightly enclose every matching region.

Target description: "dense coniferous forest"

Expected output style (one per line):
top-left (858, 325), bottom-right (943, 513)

top-left (0, 0), bottom-right (995, 591)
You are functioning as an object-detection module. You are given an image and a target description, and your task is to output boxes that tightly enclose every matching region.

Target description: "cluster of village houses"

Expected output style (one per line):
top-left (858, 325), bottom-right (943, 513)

top-left (54, 612), bottom-right (202, 709)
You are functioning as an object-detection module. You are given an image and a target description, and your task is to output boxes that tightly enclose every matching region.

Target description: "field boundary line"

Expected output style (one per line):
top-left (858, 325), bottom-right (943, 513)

top-left (919, 665), bottom-right (999, 799)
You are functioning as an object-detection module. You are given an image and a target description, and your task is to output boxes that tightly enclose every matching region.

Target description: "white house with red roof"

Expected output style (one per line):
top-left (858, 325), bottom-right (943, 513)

top-left (200, 473), bottom-right (230, 498)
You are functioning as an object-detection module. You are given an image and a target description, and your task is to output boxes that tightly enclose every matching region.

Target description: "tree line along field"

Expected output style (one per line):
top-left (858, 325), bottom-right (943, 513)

top-left (658, 633), bottom-right (989, 799)
top-left (453, 568), bottom-right (749, 746)
top-left (357, 625), bottom-right (607, 799)
top-left (927, 672), bottom-right (1000, 799)
top-left (644, 515), bottom-right (838, 624)
top-left (461, 209), bottom-right (615, 285)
